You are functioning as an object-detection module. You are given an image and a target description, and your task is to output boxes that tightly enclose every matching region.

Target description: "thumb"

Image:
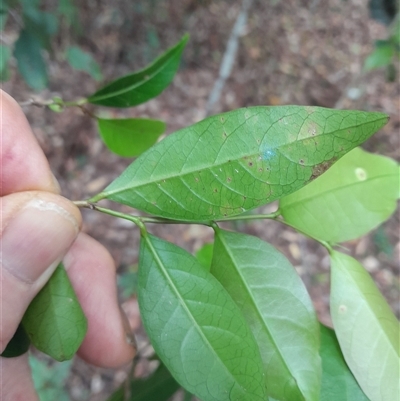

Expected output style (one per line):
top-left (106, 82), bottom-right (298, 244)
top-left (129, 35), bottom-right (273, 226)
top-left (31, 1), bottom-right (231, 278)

top-left (0, 191), bottom-right (81, 352)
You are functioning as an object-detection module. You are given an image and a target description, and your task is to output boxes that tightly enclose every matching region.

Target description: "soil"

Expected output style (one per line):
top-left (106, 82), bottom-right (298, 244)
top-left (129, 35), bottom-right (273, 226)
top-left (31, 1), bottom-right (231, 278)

top-left (2, 1), bottom-right (399, 400)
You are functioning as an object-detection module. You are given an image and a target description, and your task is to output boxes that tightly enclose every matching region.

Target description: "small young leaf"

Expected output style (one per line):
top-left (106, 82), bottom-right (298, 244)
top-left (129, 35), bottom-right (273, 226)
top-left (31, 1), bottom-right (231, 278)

top-left (57, 0), bottom-right (80, 32)
top-left (138, 234), bottom-right (266, 401)
top-left (19, 0), bottom-right (41, 11)
top-left (117, 267), bottom-right (138, 299)
top-left (95, 106), bottom-right (388, 221)
top-left (280, 147), bottom-right (399, 243)
top-left (364, 40), bottom-right (395, 71)
top-left (330, 251), bottom-right (400, 401)
top-left (0, 323), bottom-right (30, 358)
top-left (66, 46), bottom-right (103, 81)
top-left (29, 354), bottom-right (72, 401)
top-left (107, 363), bottom-right (180, 401)
top-left (212, 229), bottom-right (321, 401)
top-left (97, 118), bottom-right (166, 157)
top-left (0, 44), bottom-right (11, 81)
top-left (0, 3), bottom-right (8, 31)
top-left (22, 263), bottom-right (87, 361)
top-left (319, 324), bottom-right (369, 401)
top-left (87, 34), bottom-right (188, 107)
top-left (14, 30), bottom-right (48, 90)
top-left (22, 5), bottom-right (59, 51)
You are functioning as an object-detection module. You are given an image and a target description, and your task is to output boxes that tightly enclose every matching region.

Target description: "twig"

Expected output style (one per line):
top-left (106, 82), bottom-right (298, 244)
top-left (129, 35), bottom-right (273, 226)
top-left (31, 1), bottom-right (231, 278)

top-left (205, 0), bottom-right (253, 116)
top-left (18, 98), bottom-right (54, 107)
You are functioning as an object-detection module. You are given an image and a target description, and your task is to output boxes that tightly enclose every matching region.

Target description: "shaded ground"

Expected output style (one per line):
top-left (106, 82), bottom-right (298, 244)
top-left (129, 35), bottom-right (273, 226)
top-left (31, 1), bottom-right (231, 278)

top-left (3, 1), bottom-right (399, 400)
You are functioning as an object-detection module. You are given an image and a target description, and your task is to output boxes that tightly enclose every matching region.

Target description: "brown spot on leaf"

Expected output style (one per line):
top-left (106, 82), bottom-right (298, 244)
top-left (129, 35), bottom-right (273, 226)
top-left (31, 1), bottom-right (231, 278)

top-left (310, 158), bottom-right (337, 181)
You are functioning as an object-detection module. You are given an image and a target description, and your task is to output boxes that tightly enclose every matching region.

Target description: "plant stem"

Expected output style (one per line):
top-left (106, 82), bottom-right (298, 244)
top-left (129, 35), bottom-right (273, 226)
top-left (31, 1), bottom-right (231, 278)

top-left (73, 201), bottom-right (333, 251)
top-left (18, 98), bottom-right (54, 107)
top-left (74, 202), bottom-right (146, 235)
top-left (77, 105), bottom-right (98, 119)
top-left (62, 98), bottom-right (88, 107)
top-left (19, 97), bottom-right (87, 109)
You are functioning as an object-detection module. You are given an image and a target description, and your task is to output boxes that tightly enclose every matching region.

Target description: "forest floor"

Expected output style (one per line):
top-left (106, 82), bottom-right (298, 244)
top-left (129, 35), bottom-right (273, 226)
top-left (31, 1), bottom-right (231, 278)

top-left (3, 1), bottom-right (399, 400)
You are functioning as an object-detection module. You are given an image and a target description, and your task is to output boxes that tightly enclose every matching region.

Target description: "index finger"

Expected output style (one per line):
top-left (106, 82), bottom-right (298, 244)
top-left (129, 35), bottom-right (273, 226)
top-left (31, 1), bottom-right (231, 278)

top-left (0, 90), bottom-right (59, 195)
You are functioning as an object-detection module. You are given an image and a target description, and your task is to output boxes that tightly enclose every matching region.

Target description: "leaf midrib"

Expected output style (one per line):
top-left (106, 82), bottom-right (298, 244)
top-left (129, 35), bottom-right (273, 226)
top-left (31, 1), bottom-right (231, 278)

top-left (102, 117), bottom-right (385, 200)
top-left (89, 45), bottom-right (182, 102)
top-left (216, 231), bottom-right (308, 400)
top-left (281, 173), bottom-right (397, 210)
top-left (339, 262), bottom-right (400, 358)
top-left (144, 235), bottom-right (250, 397)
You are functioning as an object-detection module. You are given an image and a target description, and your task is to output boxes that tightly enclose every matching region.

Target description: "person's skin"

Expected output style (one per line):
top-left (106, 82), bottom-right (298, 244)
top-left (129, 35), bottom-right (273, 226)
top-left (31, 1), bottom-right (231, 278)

top-left (0, 90), bottom-right (136, 400)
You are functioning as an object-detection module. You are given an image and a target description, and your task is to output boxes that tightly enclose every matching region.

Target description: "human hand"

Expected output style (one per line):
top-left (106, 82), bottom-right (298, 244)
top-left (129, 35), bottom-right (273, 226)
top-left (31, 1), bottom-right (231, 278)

top-left (0, 90), bottom-right (136, 400)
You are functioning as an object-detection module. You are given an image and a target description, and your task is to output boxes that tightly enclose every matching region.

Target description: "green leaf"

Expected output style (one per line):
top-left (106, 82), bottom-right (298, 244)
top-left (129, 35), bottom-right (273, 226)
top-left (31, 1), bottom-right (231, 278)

top-left (29, 354), bottom-right (71, 401)
top-left (319, 324), bottom-right (369, 401)
top-left (66, 45), bottom-right (103, 81)
top-left (22, 263), bottom-right (87, 361)
top-left (330, 251), bottom-right (400, 401)
top-left (117, 267), bottom-right (138, 299)
top-left (97, 118), bottom-right (166, 157)
top-left (211, 229), bottom-right (321, 401)
top-left (107, 363), bottom-right (180, 401)
top-left (398, 165), bottom-right (400, 197)
top-left (0, 323), bottom-right (30, 358)
top-left (19, 0), bottom-right (41, 10)
top-left (14, 29), bottom-right (48, 90)
top-left (58, 0), bottom-right (80, 31)
top-left (138, 234), bottom-right (267, 401)
top-left (23, 8), bottom-right (59, 51)
top-left (195, 242), bottom-right (214, 271)
top-left (280, 147), bottom-right (399, 243)
top-left (364, 40), bottom-right (395, 71)
top-left (87, 34), bottom-right (188, 107)
top-left (96, 106), bottom-right (388, 221)
top-left (0, 4), bottom-right (8, 30)
top-left (0, 45), bottom-right (11, 81)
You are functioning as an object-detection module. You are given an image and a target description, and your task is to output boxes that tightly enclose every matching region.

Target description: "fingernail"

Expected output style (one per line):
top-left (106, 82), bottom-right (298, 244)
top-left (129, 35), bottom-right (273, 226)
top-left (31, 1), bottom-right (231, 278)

top-left (2, 199), bottom-right (79, 283)
top-left (50, 172), bottom-right (61, 193)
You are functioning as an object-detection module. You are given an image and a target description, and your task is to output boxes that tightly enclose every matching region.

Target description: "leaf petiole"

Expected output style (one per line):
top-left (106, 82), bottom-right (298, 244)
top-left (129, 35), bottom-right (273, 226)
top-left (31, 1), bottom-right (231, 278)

top-left (216, 210), bottom-right (333, 251)
top-left (73, 201), bottom-right (146, 235)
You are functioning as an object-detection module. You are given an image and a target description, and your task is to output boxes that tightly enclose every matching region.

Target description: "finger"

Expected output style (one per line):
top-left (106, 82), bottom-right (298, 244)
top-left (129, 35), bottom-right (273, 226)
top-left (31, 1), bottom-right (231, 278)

top-left (0, 90), bottom-right (59, 195)
top-left (0, 354), bottom-right (39, 401)
top-left (63, 233), bottom-right (136, 368)
top-left (0, 191), bottom-right (81, 352)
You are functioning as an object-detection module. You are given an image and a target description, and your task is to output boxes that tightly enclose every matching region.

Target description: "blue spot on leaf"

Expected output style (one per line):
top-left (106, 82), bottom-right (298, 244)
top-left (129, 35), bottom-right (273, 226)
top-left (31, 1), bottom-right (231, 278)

top-left (262, 149), bottom-right (276, 161)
